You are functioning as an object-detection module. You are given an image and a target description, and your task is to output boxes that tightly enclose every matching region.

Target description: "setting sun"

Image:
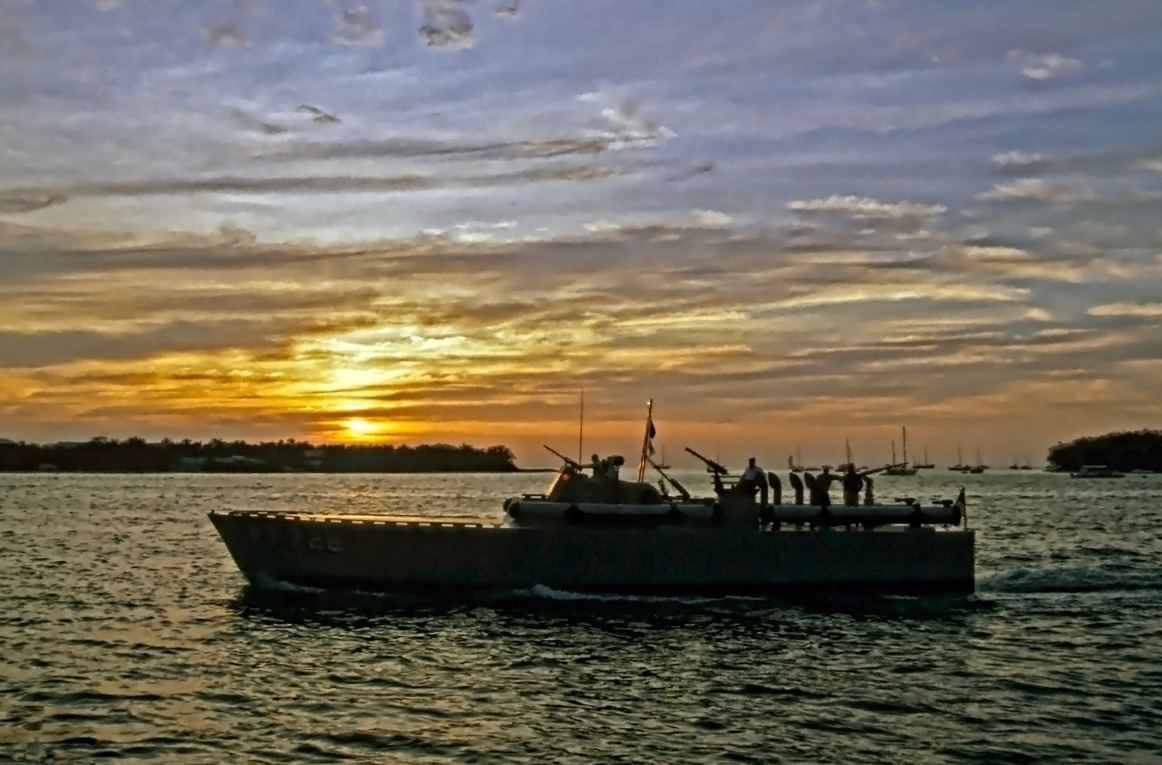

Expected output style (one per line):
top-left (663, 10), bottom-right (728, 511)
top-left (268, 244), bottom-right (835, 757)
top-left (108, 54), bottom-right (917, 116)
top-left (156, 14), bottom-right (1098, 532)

top-left (343, 418), bottom-right (375, 438)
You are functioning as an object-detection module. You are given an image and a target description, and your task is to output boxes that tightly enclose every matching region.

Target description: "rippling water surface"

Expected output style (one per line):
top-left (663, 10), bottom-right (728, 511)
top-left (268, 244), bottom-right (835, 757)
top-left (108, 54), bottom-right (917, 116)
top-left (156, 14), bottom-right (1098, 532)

top-left (2, 471), bottom-right (1161, 764)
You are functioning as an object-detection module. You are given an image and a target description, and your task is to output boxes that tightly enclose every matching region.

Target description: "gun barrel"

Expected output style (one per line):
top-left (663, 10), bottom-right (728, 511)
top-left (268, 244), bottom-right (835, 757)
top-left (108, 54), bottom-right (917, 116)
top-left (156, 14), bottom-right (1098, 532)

top-left (543, 444), bottom-right (581, 468)
top-left (684, 446), bottom-right (729, 475)
top-left (647, 455), bottom-right (691, 500)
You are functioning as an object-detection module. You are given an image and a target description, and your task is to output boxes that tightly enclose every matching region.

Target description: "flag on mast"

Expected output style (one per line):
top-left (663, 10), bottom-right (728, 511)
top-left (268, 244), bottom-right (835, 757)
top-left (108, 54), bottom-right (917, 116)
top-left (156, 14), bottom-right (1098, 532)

top-left (637, 398), bottom-right (656, 482)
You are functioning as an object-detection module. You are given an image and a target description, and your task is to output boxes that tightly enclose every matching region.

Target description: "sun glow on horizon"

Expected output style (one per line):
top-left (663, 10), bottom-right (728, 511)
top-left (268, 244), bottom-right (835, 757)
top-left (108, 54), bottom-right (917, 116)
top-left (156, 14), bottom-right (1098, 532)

top-left (343, 417), bottom-right (375, 439)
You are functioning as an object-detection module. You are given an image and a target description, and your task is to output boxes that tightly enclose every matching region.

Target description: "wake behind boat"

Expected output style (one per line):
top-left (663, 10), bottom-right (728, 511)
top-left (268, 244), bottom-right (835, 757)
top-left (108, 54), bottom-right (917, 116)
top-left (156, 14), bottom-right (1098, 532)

top-left (208, 402), bottom-right (973, 596)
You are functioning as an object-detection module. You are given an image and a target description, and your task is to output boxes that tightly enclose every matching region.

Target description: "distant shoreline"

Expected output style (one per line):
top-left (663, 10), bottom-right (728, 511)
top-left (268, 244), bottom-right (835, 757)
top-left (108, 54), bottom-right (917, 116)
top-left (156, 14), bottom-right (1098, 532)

top-left (0, 438), bottom-right (522, 474)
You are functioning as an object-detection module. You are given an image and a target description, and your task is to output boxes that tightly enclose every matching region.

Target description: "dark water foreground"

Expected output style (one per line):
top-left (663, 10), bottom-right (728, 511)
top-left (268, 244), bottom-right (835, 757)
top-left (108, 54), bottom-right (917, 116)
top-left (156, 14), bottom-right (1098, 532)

top-left (2, 472), bottom-right (1160, 764)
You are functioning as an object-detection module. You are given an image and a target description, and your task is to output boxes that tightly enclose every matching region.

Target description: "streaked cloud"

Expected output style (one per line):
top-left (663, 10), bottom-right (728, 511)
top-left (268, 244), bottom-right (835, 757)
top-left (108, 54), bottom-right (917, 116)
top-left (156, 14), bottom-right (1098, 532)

top-left (1088, 302), bottom-right (1162, 318)
top-left (788, 196), bottom-right (946, 220)
top-left (992, 151), bottom-right (1049, 170)
top-left (977, 179), bottom-right (1095, 205)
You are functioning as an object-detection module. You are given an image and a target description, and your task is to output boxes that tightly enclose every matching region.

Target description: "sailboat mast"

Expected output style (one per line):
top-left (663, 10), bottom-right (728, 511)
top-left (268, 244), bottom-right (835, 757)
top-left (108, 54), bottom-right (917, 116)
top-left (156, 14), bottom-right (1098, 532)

top-left (902, 427), bottom-right (909, 465)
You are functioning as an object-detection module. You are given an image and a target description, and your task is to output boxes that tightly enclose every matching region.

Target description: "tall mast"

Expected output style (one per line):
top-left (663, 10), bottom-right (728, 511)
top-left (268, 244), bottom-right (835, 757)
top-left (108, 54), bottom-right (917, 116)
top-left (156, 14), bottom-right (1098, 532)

top-left (636, 398), bottom-right (655, 482)
top-left (902, 426), bottom-right (909, 465)
top-left (577, 390), bottom-right (584, 463)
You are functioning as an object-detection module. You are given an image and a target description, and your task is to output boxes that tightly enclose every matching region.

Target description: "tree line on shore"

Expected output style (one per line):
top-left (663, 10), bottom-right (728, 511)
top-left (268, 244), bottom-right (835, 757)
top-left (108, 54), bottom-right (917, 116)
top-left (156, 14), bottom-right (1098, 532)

top-left (1047, 430), bottom-right (1162, 472)
top-left (0, 437), bottom-right (518, 473)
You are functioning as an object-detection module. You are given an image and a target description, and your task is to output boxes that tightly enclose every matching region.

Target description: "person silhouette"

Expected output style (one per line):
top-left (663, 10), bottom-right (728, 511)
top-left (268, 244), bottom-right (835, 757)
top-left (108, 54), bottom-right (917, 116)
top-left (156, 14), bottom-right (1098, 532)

top-left (815, 467), bottom-right (834, 508)
top-left (842, 464), bottom-right (864, 506)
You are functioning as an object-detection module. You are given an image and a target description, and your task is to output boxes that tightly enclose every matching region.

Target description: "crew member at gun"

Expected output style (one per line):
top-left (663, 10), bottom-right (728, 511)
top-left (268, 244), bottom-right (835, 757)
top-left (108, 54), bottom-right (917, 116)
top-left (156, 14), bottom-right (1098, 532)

top-left (738, 457), bottom-right (769, 506)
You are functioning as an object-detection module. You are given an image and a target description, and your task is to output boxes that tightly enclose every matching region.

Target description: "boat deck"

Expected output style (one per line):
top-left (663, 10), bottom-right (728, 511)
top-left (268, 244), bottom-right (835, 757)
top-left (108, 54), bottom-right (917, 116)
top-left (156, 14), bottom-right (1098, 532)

top-left (211, 509), bottom-right (502, 528)
top-left (211, 508), bottom-right (963, 533)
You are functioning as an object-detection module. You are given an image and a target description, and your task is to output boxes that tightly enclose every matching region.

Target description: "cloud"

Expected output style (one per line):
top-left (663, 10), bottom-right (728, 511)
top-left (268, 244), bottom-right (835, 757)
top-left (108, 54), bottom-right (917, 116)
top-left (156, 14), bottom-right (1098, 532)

top-left (251, 136), bottom-right (611, 163)
top-left (787, 195), bottom-right (946, 220)
top-left (0, 164), bottom-right (622, 211)
top-left (0, 193), bottom-right (68, 214)
top-left (584, 209), bottom-right (732, 235)
top-left (334, 5), bottom-right (382, 47)
top-left (204, 24), bottom-right (245, 48)
top-left (1008, 50), bottom-right (1084, 80)
top-left (991, 151), bottom-right (1049, 170)
top-left (418, 0), bottom-right (474, 48)
top-left (977, 178), bottom-right (1095, 205)
top-left (1088, 302), bottom-right (1162, 318)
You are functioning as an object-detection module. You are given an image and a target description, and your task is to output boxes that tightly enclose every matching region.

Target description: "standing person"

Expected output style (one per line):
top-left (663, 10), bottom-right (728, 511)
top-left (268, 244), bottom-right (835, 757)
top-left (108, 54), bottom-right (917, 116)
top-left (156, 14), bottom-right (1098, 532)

top-left (842, 464), bottom-right (864, 506)
top-left (738, 457), bottom-right (769, 505)
top-left (815, 467), bottom-right (834, 508)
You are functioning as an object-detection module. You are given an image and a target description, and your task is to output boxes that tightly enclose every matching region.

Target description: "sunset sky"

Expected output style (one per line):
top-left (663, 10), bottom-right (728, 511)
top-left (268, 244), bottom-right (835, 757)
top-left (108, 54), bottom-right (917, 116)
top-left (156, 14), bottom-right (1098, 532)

top-left (2, 1), bottom-right (1162, 468)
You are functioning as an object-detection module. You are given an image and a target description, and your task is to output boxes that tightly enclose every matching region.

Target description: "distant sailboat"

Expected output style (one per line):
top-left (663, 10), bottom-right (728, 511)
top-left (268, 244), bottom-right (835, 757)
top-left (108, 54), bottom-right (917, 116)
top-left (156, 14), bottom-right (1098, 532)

top-left (915, 445), bottom-right (935, 469)
top-left (949, 445), bottom-right (970, 472)
top-left (838, 438), bottom-right (855, 472)
top-left (788, 447), bottom-right (804, 473)
top-left (655, 446), bottom-right (670, 470)
top-left (969, 447), bottom-right (988, 473)
top-left (884, 427), bottom-right (918, 476)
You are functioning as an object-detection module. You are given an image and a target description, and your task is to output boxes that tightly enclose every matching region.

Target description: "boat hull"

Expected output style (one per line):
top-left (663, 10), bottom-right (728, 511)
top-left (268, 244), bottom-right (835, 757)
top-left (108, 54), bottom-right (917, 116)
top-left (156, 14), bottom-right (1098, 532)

top-left (209, 511), bottom-right (975, 595)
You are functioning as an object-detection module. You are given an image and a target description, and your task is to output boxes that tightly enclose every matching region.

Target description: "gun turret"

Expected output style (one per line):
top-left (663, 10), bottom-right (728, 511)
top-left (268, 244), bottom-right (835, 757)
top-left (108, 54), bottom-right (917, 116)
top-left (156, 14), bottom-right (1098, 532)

top-left (543, 444), bottom-right (583, 470)
top-left (685, 447), bottom-right (729, 475)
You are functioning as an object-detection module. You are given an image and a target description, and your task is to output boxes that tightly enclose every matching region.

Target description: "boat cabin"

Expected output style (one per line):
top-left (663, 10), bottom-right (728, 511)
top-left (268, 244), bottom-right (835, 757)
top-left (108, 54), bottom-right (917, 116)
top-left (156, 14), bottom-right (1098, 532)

top-left (543, 455), bottom-right (664, 505)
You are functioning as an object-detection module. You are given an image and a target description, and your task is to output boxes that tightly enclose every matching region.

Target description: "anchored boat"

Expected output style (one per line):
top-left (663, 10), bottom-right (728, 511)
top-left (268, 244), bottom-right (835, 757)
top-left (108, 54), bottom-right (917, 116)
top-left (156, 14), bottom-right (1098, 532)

top-left (208, 403), bottom-right (974, 596)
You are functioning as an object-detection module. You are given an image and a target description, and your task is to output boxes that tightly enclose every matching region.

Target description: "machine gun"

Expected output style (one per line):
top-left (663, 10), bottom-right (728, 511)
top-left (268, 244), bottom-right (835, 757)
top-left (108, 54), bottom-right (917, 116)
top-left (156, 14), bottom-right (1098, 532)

top-left (543, 444), bottom-right (583, 470)
top-left (685, 446), bottom-right (729, 475)
top-left (646, 455), bottom-right (691, 500)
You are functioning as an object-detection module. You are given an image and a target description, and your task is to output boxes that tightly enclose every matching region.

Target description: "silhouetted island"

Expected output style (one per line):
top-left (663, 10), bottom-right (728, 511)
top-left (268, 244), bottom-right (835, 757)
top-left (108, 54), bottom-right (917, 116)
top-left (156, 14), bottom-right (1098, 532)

top-left (1047, 430), bottom-right (1162, 473)
top-left (0, 437), bottom-right (519, 473)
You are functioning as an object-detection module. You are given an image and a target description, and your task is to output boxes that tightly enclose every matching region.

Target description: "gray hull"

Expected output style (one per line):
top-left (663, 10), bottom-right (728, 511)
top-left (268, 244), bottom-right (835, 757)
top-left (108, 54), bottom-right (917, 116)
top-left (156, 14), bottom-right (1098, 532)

top-left (209, 510), bottom-right (974, 595)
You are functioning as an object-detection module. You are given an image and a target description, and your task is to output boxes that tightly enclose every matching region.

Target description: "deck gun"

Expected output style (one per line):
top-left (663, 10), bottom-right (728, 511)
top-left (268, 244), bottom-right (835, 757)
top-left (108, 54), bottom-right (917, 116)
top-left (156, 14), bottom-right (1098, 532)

top-left (543, 444), bottom-right (583, 470)
top-left (685, 447), bottom-right (729, 475)
top-left (646, 456), bottom-right (691, 500)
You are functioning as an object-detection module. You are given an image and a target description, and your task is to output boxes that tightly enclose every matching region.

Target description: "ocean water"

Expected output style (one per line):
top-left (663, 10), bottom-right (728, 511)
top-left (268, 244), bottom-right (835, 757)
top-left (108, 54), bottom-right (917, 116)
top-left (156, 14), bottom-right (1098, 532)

top-left (1, 470), bottom-right (1160, 764)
